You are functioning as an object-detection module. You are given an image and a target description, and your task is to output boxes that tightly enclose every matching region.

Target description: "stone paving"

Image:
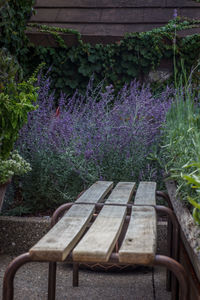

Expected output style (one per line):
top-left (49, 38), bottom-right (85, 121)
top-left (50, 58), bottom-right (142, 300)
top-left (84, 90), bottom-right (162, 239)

top-left (0, 255), bottom-right (171, 300)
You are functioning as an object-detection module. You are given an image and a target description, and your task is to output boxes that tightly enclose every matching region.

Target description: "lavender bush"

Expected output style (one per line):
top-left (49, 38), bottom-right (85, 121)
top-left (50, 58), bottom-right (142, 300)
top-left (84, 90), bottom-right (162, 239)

top-left (11, 75), bottom-right (172, 213)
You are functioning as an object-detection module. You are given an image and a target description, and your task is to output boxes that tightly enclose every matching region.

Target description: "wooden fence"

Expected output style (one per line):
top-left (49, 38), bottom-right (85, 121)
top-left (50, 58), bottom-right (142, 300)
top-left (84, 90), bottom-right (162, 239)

top-left (27, 0), bottom-right (200, 45)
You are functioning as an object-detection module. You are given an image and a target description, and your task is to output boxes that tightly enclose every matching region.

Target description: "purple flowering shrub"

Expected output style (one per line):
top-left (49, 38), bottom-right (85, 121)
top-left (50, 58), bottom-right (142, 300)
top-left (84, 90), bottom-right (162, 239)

top-left (14, 75), bottom-right (172, 212)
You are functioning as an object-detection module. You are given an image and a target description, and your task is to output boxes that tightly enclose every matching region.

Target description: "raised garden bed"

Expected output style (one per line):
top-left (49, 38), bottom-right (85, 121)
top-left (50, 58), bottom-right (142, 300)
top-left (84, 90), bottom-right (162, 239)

top-left (165, 180), bottom-right (200, 300)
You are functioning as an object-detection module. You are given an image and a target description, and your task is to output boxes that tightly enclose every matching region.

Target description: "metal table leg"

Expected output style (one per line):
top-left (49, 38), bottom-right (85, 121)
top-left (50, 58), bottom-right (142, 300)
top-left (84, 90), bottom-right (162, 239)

top-left (3, 253), bottom-right (32, 300)
top-left (154, 255), bottom-right (189, 300)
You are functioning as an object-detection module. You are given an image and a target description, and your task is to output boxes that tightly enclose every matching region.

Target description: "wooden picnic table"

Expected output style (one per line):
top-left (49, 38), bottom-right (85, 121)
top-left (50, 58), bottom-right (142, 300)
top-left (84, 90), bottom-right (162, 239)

top-left (3, 181), bottom-right (188, 300)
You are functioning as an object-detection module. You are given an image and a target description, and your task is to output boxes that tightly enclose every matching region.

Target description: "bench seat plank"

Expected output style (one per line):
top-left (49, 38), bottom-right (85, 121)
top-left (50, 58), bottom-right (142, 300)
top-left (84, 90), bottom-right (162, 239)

top-left (29, 181), bottom-right (113, 261)
top-left (73, 182), bottom-right (135, 262)
top-left (119, 206), bottom-right (157, 265)
top-left (134, 181), bottom-right (156, 206)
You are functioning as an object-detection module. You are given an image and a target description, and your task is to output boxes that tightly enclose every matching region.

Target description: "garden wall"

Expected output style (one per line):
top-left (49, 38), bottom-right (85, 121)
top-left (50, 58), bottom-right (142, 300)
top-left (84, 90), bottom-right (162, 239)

top-left (0, 216), bottom-right (167, 256)
top-left (27, 0), bottom-right (200, 46)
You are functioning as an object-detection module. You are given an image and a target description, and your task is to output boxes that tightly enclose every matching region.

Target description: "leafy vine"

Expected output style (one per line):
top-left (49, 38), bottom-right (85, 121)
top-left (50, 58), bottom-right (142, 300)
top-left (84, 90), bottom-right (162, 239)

top-left (1, 1), bottom-right (200, 96)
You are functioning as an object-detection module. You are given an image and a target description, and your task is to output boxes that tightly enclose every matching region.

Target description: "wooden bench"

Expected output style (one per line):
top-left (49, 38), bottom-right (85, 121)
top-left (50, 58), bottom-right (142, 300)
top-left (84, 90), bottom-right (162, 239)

top-left (3, 181), bottom-right (188, 300)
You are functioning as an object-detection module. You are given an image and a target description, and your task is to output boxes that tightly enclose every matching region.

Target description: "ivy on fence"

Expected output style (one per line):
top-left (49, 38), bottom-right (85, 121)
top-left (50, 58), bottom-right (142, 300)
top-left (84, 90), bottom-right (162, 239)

top-left (1, 0), bottom-right (200, 96)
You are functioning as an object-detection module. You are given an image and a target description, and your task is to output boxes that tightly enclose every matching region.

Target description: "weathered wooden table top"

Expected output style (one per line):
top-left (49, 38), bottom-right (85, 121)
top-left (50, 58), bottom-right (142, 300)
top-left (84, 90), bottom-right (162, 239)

top-left (30, 181), bottom-right (157, 266)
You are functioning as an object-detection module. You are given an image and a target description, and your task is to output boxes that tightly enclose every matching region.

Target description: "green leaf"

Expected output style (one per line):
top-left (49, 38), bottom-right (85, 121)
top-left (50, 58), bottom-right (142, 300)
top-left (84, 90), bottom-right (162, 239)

top-left (188, 196), bottom-right (200, 210)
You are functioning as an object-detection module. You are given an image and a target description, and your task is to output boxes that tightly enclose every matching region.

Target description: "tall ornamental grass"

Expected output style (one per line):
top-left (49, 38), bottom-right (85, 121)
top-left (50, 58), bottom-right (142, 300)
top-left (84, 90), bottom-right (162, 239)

top-left (160, 81), bottom-right (200, 224)
top-left (8, 75), bottom-right (172, 214)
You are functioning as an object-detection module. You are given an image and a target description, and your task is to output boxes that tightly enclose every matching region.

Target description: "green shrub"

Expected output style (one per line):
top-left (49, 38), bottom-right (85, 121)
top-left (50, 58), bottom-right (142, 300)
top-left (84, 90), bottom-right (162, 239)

top-left (159, 68), bottom-right (200, 224)
top-left (0, 71), bottom-right (38, 160)
top-left (23, 19), bottom-right (200, 96)
top-left (3, 75), bottom-right (172, 215)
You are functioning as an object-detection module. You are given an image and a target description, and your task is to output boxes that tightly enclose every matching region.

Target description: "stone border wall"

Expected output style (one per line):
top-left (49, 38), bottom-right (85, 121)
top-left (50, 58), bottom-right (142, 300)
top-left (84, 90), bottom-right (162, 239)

top-left (0, 216), bottom-right (167, 256)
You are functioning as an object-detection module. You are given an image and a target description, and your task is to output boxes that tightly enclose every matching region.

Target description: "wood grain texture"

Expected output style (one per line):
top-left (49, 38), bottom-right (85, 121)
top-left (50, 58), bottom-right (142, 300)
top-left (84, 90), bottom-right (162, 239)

top-left (180, 8), bottom-right (200, 19)
top-left (30, 8), bottom-right (178, 23)
top-left (26, 31), bottom-right (122, 46)
top-left (29, 181), bottom-right (113, 261)
top-left (73, 182), bottom-right (135, 262)
top-left (28, 1), bottom-right (200, 44)
top-left (165, 180), bottom-right (200, 282)
top-left (75, 181), bottom-right (113, 203)
top-left (166, 0), bottom-right (200, 7)
top-left (119, 206), bottom-right (157, 265)
top-left (134, 182), bottom-right (156, 206)
top-left (106, 182), bottom-right (135, 204)
top-left (26, 31), bottom-right (79, 47)
top-left (34, 0), bottom-right (164, 8)
top-left (35, 0), bottom-right (200, 8)
top-left (28, 22), bottom-right (166, 35)
top-left (26, 24), bottom-right (200, 47)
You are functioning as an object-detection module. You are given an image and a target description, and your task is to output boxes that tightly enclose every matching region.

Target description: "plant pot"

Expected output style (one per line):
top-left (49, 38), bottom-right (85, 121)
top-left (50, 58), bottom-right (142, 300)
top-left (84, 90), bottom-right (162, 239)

top-left (165, 179), bottom-right (200, 300)
top-left (0, 178), bottom-right (12, 212)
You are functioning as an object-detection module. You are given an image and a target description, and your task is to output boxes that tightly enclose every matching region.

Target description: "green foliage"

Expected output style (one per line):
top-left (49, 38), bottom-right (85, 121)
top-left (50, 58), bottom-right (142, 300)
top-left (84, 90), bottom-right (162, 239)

top-left (0, 0), bottom-right (6, 12)
top-left (24, 18), bottom-right (200, 96)
top-left (16, 150), bottom-right (84, 213)
top-left (182, 163), bottom-right (200, 225)
top-left (0, 0), bottom-right (35, 56)
top-left (0, 49), bottom-right (39, 160)
top-left (0, 80), bottom-right (38, 160)
top-left (159, 67), bottom-right (200, 224)
top-left (5, 76), bottom-right (170, 215)
top-left (1, 2), bottom-right (200, 96)
top-left (0, 150), bottom-right (31, 184)
top-left (0, 48), bottom-right (23, 91)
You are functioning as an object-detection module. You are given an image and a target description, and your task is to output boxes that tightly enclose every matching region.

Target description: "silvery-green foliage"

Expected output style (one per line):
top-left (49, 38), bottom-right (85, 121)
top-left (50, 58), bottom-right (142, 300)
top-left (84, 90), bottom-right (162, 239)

top-left (13, 75), bottom-right (172, 213)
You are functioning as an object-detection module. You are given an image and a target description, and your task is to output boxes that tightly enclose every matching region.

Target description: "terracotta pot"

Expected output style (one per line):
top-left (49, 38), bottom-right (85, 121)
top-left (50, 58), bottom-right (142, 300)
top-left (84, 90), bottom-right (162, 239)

top-left (0, 178), bottom-right (12, 212)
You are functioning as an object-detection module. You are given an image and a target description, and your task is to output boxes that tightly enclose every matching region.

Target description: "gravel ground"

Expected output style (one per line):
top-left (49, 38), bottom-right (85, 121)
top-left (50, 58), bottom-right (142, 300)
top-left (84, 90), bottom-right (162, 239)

top-left (0, 255), bottom-right (171, 300)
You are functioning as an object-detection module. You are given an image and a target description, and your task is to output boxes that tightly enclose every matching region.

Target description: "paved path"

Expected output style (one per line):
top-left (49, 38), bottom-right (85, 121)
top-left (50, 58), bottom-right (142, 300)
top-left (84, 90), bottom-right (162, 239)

top-left (0, 255), bottom-right (170, 300)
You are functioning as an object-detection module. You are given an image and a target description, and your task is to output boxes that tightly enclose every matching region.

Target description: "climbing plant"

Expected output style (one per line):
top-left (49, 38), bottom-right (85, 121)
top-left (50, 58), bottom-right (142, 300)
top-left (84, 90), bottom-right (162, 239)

top-left (24, 18), bottom-right (200, 96)
top-left (0, 0), bottom-right (35, 56)
top-left (1, 0), bottom-right (200, 96)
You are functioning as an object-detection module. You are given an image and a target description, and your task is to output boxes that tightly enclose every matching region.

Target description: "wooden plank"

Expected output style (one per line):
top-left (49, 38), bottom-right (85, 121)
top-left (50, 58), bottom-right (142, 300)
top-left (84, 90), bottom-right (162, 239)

top-left (26, 31), bottom-right (80, 47)
top-left (166, 0), bottom-right (200, 7)
top-left (29, 181), bottom-right (113, 261)
top-left (179, 240), bottom-right (200, 300)
top-left (177, 27), bottom-right (200, 37)
top-left (29, 8), bottom-right (178, 24)
top-left (27, 23), bottom-right (166, 35)
top-left (34, 0), bottom-right (165, 8)
top-left (180, 8), bottom-right (200, 19)
top-left (27, 23), bottom-right (167, 43)
top-left (73, 182), bottom-right (135, 262)
top-left (119, 206), bottom-right (157, 265)
top-left (26, 23), bottom-right (200, 48)
top-left (26, 31), bottom-right (121, 46)
top-left (34, 0), bottom-right (200, 8)
top-left (106, 182), bottom-right (135, 204)
top-left (166, 180), bottom-right (200, 282)
top-left (75, 181), bottom-right (113, 203)
top-left (134, 182), bottom-right (156, 206)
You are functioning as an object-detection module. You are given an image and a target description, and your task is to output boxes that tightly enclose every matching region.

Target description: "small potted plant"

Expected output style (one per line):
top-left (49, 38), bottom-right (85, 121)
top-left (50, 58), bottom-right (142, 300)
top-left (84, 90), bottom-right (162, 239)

top-left (0, 48), bottom-right (39, 211)
top-left (0, 151), bottom-right (32, 210)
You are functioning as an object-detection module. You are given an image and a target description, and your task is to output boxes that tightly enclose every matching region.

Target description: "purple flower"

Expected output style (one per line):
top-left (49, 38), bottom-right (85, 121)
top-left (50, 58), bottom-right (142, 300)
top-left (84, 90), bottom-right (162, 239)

top-left (173, 9), bottom-right (178, 18)
top-left (84, 149), bottom-right (94, 160)
top-left (16, 74), bottom-right (173, 186)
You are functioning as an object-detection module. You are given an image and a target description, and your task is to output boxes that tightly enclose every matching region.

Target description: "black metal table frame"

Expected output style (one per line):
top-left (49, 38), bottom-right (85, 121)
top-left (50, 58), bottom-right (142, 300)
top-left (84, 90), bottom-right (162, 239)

top-left (3, 191), bottom-right (188, 300)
